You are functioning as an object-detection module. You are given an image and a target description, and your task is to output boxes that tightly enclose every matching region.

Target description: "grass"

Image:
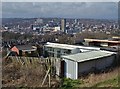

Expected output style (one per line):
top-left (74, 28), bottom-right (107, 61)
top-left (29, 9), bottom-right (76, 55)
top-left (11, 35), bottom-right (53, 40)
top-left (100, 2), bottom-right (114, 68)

top-left (61, 78), bottom-right (83, 89)
top-left (92, 75), bottom-right (120, 87)
top-left (79, 66), bottom-right (120, 87)
top-left (2, 57), bottom-right (120, 88)
top-left (2, 57), bottom-right (60, 88)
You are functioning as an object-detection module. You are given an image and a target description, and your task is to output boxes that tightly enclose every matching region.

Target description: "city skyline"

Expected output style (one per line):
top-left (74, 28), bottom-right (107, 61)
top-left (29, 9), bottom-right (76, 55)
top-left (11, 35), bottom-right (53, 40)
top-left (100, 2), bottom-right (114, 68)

top-left (2, 2), bottom-right (118, 19)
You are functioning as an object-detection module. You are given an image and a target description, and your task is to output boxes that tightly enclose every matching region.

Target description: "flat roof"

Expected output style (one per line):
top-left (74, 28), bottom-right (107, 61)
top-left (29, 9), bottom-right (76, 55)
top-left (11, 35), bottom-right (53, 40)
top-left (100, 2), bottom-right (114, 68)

top-left (61, 50), bottom-right (115, 62)
top-left (85, 38), bottom-right (120, 44)
top-left (45, 45), bottom-right (76, 50)
top-left (112, 36), bottom-right (120, 39)
top-left (45, 42), bottom-right (100, 51)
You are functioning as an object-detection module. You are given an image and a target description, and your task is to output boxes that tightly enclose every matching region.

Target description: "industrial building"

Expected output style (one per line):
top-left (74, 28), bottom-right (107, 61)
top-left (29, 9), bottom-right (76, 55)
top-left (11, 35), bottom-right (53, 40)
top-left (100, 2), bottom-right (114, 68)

top-left (44, 42), bottom-right (116, 79)
top-left (61, 50), bottom-right (116, 79)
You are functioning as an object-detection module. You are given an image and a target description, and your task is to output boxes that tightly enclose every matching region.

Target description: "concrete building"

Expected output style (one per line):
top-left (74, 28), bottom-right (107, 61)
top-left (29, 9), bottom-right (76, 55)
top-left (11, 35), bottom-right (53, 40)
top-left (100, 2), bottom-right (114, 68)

top-left (44, 42), bottom-right (100, 58)
top-left (61, 19), bottom-right (66, 33)
top-left (44, 42), bottom-right (80, 58)
top-left (61, 50), bottom-right (116, 79)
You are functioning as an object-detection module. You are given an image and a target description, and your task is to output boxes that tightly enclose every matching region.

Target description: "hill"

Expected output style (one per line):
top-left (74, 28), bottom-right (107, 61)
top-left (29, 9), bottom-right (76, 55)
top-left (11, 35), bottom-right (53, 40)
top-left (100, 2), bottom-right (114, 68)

top-left (2, 57), bottom-right (120, 88)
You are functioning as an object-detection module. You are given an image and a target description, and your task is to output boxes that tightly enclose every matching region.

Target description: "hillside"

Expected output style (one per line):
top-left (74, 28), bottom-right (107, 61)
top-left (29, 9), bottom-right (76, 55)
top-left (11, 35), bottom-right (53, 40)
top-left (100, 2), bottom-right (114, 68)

top-left (2, 57), bottom-right (60, 88)
top-left (2, 57), bottom-right (120, 88)
top-left (79, 66), bottom-right (120, 87)
top-left (92, 75), bottom-right (120, 87)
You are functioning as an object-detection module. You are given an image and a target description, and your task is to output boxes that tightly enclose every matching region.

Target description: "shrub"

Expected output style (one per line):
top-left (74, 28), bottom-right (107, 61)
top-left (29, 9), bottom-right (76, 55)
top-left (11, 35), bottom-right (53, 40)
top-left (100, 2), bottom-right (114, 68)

top-left (61, 78), bottom-right (83, 89)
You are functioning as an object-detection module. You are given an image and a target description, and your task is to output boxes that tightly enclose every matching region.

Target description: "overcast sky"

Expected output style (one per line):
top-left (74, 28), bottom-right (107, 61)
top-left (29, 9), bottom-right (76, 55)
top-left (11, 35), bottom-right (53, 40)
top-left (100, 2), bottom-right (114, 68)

top-left (2, 2), bottom-right (118, 19)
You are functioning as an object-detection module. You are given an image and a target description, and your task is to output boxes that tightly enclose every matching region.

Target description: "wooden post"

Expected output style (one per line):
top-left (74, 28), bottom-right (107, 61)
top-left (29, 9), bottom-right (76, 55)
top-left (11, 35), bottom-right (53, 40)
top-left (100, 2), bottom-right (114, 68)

top-left (25, 57), bottom-right (28, 68)
top-left (48, 74), bottom-right (51, 87)
top-left (41, 67), bottom-right (50, 87)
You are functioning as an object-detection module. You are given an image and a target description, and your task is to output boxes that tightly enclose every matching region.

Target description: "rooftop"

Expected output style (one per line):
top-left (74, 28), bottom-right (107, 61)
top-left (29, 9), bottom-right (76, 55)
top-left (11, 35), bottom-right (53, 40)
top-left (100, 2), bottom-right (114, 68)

top-left (61, 50), bottom-right (115, 62)
top-left (85, 38), bottom-right (120, 44)
top-left (16, 45), bottom-right (37, 51)
top-left (45, 42), bottom-right (100, 51)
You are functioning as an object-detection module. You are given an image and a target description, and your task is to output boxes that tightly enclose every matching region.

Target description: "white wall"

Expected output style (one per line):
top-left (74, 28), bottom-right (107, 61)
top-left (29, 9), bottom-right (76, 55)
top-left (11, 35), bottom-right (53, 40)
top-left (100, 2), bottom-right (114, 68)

top-left (63, 58), bottom-right (78, 79)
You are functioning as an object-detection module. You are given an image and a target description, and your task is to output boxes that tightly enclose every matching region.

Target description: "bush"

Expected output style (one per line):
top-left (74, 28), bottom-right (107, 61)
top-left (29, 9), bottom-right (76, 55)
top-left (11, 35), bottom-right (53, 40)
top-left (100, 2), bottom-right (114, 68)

top-left (61, 78), bottom-right (83, 89)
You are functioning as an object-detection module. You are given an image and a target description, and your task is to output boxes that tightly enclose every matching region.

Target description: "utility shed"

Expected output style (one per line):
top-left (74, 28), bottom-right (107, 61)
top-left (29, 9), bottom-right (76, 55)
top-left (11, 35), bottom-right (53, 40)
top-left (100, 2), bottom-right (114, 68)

top-left (61, 50), bottom-right (116, 79)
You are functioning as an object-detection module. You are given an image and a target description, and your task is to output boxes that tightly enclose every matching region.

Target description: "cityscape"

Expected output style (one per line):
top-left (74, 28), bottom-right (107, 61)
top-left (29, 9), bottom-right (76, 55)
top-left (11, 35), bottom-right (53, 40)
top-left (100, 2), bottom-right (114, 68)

top-left (1, 2), bottom-right (120, 88)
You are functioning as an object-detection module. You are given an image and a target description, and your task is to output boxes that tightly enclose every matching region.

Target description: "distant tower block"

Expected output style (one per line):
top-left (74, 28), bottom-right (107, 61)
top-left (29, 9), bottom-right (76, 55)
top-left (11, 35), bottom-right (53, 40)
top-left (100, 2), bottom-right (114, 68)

top-left (61, 19), bottom-right (66, 33)
top-left (74, 19), bottom-right (77, 24)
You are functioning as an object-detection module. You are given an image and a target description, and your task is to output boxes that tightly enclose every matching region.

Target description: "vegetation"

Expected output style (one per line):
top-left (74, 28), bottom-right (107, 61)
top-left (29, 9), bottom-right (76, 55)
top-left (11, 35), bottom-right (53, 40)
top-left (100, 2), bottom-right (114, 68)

top-left (61, 78), bottom-right (83, 89)
top-left (75, 32), bottom-right (112, 39)
top-left (2, 31), bottom-right (32, 41)
top-left (2, 56), bottom-right (120, 88)
top-left (92, 75), bottom-right (120, 87)
top-left (2, 57), bottom-right (60, 88)
top-left (2, 31), bottom-right (113, 45)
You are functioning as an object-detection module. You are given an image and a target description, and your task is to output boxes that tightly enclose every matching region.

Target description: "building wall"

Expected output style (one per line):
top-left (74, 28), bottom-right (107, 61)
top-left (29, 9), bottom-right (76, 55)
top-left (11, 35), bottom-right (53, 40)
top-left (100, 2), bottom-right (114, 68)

top-left (78, 55), bottom-right (115, 76)
top-left (78, 60), bottom-right (96, 74)
top-left (96, 55), bottom-right (115, 69)
top-left (63, 54), bottom-right (115, 79)
top-left (63, 58), bottom-right (78, 79)
top-left (44, 46), bottom-right (81, 58)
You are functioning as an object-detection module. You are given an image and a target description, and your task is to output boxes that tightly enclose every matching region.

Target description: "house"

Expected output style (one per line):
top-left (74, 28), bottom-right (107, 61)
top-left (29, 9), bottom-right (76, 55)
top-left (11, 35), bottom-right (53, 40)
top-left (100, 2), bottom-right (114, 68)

top-left (44, 42), bottom-right (100, 58)
top-left (9, 45), bottom-right (37, 57)
top-left (61, 50), bottom-right (116, 79)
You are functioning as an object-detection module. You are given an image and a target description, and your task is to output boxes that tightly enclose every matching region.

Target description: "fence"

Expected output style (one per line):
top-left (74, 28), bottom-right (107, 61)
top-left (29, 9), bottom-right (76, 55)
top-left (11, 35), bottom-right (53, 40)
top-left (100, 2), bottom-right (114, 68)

top-left (8, 56), bottom-right (62, 87)
top-left (8, 56), bottom-right (61, 66)
top-left (8, 56), bottom-right (61, 76)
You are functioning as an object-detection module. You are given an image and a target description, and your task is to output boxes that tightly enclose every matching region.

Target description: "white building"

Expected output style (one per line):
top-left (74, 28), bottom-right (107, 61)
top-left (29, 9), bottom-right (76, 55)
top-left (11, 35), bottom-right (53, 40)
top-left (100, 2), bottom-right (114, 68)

top-left (44, 42), bottom-right (100, 58)
top-left (54, 27), bottom-right (60, 31)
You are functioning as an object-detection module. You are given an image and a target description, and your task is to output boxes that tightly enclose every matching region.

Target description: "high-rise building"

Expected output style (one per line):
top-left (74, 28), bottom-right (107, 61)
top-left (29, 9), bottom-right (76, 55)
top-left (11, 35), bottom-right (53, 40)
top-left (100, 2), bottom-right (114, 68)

top-left (74, 19), bottom-right (77, 24)
top-left (61, 19), bottom-right (66, 33)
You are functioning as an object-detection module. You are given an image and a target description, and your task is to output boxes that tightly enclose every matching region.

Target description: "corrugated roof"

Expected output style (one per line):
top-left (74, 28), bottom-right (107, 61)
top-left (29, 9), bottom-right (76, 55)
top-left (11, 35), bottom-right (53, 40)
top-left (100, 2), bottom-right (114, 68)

top-left (61, 50), bottom-right (115, 62)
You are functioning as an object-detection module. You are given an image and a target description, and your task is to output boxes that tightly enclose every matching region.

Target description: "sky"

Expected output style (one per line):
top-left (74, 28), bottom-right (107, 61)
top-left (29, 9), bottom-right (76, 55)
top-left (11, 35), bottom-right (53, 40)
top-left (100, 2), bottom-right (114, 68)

top-left (2, 2), bottom-right (118, 19)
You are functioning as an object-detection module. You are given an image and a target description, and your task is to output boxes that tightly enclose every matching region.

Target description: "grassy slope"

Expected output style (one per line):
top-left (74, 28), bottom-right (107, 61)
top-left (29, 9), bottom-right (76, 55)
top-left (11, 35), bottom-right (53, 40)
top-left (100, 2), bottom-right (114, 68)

top-left (2, 57), bottom-right (120, 88)
top-left (92, 75), bottom-right (120, 87)
top-left (78, 66), bottom-right (120, 87)
top-left (2, 58), bottom-right (60, 87)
